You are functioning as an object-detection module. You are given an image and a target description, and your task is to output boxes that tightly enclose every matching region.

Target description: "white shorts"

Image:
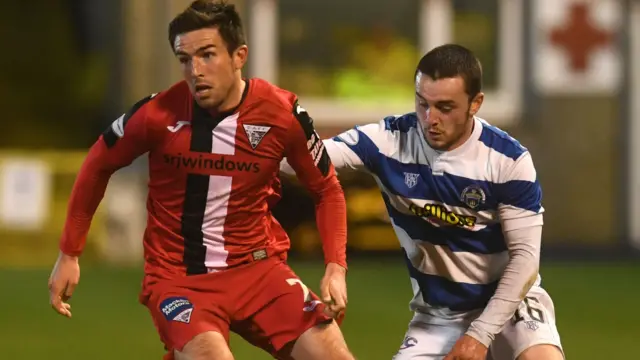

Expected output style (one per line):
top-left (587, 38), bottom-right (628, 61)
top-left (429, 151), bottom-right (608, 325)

top-left (393, 287), bottom-right (564, 360)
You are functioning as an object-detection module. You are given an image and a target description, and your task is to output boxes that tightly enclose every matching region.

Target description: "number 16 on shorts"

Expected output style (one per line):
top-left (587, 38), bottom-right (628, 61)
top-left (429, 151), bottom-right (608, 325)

top-left (513, 296), bottom-right (545, 330)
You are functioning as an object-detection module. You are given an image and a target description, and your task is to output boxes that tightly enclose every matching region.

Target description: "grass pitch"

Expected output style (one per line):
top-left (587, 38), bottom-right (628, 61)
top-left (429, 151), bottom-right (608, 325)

top-left (1, 258), bottom-right (637, 359)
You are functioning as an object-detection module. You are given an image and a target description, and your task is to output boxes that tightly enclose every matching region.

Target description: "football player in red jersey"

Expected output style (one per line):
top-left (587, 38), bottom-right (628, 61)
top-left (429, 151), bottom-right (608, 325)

top-left (47, 1), bottom-right (354, 359)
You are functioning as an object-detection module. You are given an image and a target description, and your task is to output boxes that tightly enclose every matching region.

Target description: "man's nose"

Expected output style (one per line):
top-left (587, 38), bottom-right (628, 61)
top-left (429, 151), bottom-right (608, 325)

top-left (189, 57), bottom-right (204, 77)
top-left (424, 109), bottom-right (438, 126)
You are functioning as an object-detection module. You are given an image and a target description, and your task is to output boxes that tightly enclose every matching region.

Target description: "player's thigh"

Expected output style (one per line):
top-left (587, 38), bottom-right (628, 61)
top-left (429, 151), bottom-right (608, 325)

top-left (145, 281), bottom-right (232, 354)
top-left (174, 331), bottom-right (234, 360)
top-left (392, 316), bottom-right (466, 360)
top-left (490, 287), bottom-right (564, 360)
top-left (233, 260), bottom-right (351, 359)
top-left (516, 344), bottom-right (564, 360)
top-left (290, 320), bottom-right (354, 360)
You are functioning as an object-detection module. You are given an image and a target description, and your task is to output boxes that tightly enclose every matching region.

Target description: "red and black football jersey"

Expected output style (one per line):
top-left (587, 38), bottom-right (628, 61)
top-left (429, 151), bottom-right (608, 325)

top-left (60, 78), bottom-right (347, 286)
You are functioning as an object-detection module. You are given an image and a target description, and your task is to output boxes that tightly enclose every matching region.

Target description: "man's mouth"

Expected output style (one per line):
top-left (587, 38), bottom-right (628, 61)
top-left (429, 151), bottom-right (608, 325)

top-left (194, 84), bottom-right (212, 95)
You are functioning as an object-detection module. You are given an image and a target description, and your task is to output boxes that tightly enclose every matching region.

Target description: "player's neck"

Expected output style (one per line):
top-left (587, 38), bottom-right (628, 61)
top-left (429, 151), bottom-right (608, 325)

top-left (215, 78), bottom-right (246, 114)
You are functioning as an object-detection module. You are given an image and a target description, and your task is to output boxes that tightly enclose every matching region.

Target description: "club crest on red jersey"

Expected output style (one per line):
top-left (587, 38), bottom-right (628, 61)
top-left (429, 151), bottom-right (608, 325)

top-left (243, 124), bottom-right (271, 149)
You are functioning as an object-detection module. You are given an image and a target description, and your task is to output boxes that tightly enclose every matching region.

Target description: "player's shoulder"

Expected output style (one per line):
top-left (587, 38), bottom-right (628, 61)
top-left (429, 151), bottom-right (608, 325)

top-left (332, 113), bottom-right (416, 155)
top-left (476, 117), bottom-right (529, 161)
top-left (121, 81), bottom-right (190, 123)
top-left (474, 117), bottom-right (536, 183)
top-left (244, 78), bottom-right (319, 138)
top-left (379, 112), bottom-right (419, 133)
top-left (102, 84), bottom-right (186, 146)
top-left (348, 112), bottom-right (418, 139)
top-left (146, 81), bottom-right (190, 114)
top-left (153, 80), bottom-right (190, 102)
top-left (246, 78), bottom-right (297, 115)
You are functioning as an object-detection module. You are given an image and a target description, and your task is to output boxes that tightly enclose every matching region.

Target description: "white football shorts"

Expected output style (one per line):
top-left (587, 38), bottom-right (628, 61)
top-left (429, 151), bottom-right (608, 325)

top-left (392, 286), bottom-right (564, 360)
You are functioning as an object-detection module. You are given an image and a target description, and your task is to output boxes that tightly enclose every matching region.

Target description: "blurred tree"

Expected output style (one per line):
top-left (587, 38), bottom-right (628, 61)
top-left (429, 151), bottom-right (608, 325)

top-left (0, 1), bottom-right (107, 149)
top-left (277, 0), bottom-right (420, 100)
top-left (333, 26), bottom-right (418, 103)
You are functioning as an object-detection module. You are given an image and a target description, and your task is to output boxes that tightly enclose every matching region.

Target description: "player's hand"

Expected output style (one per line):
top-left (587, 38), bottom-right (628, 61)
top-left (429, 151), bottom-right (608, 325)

top-left (444, 334), bottom-right (488, 360)
top-left (48, 252), bottom-right (80, 318)
top-left (320, 262), bottom-right (347, 318)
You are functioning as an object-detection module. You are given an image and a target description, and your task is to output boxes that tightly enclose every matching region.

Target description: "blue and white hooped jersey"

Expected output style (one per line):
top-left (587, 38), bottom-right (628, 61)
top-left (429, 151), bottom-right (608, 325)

top-left (328, 113), bottom-right (543, 317)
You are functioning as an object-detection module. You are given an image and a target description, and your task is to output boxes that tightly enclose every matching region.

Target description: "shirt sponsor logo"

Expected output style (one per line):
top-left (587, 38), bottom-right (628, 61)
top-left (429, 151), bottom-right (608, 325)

top-left (163, 153), bottom-right (260, 173)
top-left (409, 203), bottom-right (477, 228)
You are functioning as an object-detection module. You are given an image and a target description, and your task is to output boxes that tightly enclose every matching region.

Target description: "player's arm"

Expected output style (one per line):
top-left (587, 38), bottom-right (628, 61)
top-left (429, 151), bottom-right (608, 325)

top-left (465, 151), bottom-right (543, 347)
top-left (48, 94), bottom-right (156, 318)
top-left (280, 118), bottom-right (388, 175)
top-left (60, 94), bottom-right (157, 256)
top-left (284, 101), bottom-right (348, 269)
top-left (284, 101), bottom-right (350, 316)
top-left (280, 137), bottom-right (364, 175)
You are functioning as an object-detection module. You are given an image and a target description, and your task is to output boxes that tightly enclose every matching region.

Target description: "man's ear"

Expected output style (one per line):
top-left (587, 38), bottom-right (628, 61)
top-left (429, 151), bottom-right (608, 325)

top-left (469, 92), bottom-right (484, 117)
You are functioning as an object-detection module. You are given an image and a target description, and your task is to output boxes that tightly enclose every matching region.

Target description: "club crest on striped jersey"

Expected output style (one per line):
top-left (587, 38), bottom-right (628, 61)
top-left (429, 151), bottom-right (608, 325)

top-left (404, 172), bottom-right (420, 188)
top-left (460, 185), bottom-right (486, 209)
top-left (243, 124), bottom-right (271, 149)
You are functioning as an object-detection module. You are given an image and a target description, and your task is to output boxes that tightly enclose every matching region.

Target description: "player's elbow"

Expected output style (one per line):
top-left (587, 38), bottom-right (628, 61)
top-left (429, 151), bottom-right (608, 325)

top-left (507, 247), bottom-right (540, 285)
top-left (311, 176), bottom-right (346, 205)
top-left (508, 244), bottom-right (539, 263)
top-left (83, 140), bottom-right (120, 173)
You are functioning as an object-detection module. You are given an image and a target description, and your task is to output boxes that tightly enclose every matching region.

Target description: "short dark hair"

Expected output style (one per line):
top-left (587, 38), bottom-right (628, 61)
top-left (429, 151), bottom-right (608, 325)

top-left (415, 44), bottom-right (482, 99)
top-left (168, 0), bottom-right (246, 54)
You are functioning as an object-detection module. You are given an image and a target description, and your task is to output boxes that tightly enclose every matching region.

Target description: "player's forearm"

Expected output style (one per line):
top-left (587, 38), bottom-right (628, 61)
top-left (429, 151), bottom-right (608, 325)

top-left (314, 179), bottom-right (348, 269)
top-left (280, 139), bottom-right (361, 176)
top-left (324, 139), bottom-right (363, 171)
top-left (60, 144), bottom-right (116, 256)
top-left (465, 225), bottom-right (542, 347)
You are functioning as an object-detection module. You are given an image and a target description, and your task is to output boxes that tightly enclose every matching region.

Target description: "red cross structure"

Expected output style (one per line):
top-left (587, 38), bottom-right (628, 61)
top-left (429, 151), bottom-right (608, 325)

top-left (549, 3), bottom-right (615, 72)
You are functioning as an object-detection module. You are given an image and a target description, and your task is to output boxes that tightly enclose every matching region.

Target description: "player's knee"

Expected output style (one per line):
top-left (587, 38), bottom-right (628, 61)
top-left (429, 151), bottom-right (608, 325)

top-left (290, 321), bottom-right (355, 360)
top-left (175, 331), bottom-right (233, 360)
top-left (517, 344), bottom-right (563, 360)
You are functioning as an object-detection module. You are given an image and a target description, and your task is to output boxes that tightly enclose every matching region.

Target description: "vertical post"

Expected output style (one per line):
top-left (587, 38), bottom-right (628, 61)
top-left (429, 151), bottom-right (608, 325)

top-left (420, 0), bottom-right (453, 54)
top-left (248, 0), bottom-right (278, 82)
top-left (628, 0), bottom-right (640, 249)
top-left (121, 0), bottom-right (155, 105)
top-left (498, 0), bottom-right (524, 111)
top-left (418, 0), bottom-right (522, 124)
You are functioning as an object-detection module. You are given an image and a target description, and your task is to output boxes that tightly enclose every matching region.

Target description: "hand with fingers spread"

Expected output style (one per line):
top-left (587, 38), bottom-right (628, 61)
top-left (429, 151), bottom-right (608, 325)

top-left (320, 262), bottom-right (347, 319)
top-left (48, 252), bottom-right (80, 318)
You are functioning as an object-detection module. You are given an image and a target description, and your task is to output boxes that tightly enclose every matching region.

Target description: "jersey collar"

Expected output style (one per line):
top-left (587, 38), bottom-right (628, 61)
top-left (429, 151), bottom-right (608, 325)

top-left (419, 116), bottom-right (483, 162)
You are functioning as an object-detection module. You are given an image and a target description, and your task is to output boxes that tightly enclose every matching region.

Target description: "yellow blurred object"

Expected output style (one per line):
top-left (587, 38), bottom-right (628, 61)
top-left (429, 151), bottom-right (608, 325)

top-left (345, 188), bottom-right (389, 222)
top-left (348, 225), bottom-right (398, 251)
top-left (333, 31), bottom-right (418, 103)
top-left (0, 150), bottom-right (106, 268)
top-left (290, 188), bottom-right (399, 252)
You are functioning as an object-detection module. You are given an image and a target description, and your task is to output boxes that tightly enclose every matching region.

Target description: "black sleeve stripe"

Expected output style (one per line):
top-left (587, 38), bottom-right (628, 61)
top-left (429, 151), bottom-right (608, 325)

top-left (102, 93), bottom-right (157, 148)
top-left (292, 100), bottom-right (331, 176)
